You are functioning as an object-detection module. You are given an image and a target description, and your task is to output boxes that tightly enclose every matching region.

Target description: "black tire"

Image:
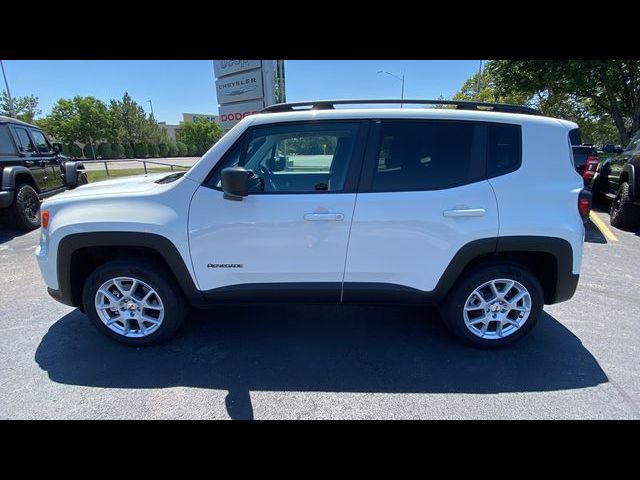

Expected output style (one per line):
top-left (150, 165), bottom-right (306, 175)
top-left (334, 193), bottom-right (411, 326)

top-left (71, 171), bottom-right (88, 189)
top-left (8, 183), bottom-right (41, 231)
top-left (82, 258), bottom-right (188, 346)
top-left (609, 182), bottom-right (640, 228)
top-left (441, 260), bottom-right (544, 348)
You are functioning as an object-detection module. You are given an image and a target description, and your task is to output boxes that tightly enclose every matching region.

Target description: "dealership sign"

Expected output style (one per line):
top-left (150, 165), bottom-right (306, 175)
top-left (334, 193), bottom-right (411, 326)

top-left (216, 70), bottom-right (263, 104)
top-left (213, 60), bottom-right (261, 78)
top-left (218, 99), bottom-right (265, 131)
top-left (213, 60), bottom-right (284, 132)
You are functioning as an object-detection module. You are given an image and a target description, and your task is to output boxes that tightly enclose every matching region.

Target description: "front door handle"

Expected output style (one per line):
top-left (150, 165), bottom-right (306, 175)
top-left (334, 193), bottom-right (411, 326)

top-left (443, 208), bottom-right (486, 217)
top-left (303, 213), bottom-right (345, 221)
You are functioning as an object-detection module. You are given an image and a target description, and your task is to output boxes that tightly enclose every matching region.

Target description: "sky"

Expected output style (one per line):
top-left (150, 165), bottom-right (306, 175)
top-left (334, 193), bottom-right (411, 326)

top-left (1, 60), bottom-right (482, 124)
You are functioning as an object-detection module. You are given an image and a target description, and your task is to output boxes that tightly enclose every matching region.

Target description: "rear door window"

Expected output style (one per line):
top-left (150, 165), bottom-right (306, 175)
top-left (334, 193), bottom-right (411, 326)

top-left (13, 127), bottom-right (37, 155)
top-left (370, 121), bottom-right (484, 192)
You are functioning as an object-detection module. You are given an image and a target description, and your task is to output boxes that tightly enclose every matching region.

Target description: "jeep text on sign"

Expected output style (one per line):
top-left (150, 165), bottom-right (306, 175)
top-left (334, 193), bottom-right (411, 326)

top-left (213, 60), bottom-right (261, 78)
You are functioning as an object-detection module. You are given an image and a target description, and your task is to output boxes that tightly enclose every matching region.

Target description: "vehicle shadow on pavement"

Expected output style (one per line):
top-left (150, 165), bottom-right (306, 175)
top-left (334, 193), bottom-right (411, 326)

top-left (0, 228), bottom-right (29, 245)
top-left (585, 219), bottom-right (608, 244)
top-left (35, 305), bottom-right (608, 420)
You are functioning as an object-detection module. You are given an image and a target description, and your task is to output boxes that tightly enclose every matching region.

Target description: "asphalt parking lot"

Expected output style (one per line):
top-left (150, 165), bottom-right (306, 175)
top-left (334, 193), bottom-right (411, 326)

top-left (1, 206), bottom-right (639, 419)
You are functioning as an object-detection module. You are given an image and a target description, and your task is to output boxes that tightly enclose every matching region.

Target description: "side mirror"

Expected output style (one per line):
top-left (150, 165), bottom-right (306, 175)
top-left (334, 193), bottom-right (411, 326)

top-left (221, 167), bottom-right (250, 200)
top-left (52, 143), bottom-right (63, 154)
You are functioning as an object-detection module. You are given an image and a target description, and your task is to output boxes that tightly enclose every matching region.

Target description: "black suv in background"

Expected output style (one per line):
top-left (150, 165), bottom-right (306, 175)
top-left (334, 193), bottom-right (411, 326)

top-left (590, 131), bottom-right (640, 228)
top-left (0, 116), bottom-right (88, 231)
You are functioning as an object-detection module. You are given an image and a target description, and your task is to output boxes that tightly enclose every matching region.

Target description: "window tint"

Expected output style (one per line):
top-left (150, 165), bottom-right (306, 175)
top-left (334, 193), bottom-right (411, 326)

top-left (486, 124), bottom-right (521, 177)
top-left (14, 127), bottom-right (36, 154)
top-left (627, 132), bottom-right (640, 152)
top-left (371, 121), bottom-right (482, 192)
top-left (209, 122), bottom-right (361, 193)
top-left (30, 129), bottom-right (51, 153)
top-left (569, 128), bottom-right (582, 146)
top-left (0, 125), bottom-right (16, 155)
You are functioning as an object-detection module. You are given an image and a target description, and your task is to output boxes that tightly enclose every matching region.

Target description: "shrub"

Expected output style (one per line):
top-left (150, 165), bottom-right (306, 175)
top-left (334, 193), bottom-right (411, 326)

top-left (124, 143), bottom-right (134, 158)
top-left (68, 143), bottom-right (82, 158)
top-left (175, 141), bottom-right (188, 156)
top-left (187, 144), bottom-right (198, 156)
top-left (111, 143), bottom-right (125, 159)
top-left (158, 143), bottom-right (169, 157)
top-left (167, 143), bottom-right (178, 157)
top-left (62, 144), bottom-right (70, 156)
top-left (97, 143), bottom-right (112, 160)
top-left (148, 143), bottom-right (159, 158)
top-left (82, 143), bottom-right (97, 159)
top-left (133, 143), bottom-right (148, 158)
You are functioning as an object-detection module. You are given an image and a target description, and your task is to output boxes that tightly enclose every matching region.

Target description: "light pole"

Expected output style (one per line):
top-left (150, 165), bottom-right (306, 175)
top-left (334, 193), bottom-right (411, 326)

top-left (1, 60), bottom-right (15, 118)
top-left (147, 99), bottom-right (154, 119)
top-left (378, 70), bottom-right (405, 108)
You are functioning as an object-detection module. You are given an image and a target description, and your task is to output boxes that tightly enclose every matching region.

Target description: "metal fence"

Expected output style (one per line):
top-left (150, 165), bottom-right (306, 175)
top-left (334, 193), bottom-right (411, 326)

top-left (80, 159), bottom-right (192, 177)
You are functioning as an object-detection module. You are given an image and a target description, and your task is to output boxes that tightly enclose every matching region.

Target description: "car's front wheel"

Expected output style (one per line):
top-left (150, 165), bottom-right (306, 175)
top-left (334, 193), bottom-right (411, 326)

top-left (82, 259), bottom-right (187, 345)
top-left (441, 261), bottom-right (543, 348)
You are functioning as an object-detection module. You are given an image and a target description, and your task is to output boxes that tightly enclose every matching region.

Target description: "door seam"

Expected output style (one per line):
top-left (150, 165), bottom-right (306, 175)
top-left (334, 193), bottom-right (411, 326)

top-left (340, 192), bottom-right (359, 303)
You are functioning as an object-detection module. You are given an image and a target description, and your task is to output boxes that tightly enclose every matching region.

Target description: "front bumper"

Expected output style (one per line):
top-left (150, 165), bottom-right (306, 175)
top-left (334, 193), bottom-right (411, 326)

top-left (47, 287), bottom-right (76, 307)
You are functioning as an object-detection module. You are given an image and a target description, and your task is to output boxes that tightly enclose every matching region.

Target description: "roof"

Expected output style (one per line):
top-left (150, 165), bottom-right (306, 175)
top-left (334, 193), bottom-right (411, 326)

top-left (0, 115), bottom-right (37, 128)
top-left (247, 107), bottom-right (578, 130)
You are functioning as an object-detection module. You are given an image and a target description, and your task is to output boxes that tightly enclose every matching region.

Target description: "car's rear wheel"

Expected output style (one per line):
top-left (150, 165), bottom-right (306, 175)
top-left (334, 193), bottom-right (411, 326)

top-left (8, 183), bottom-right (41, 231)
top-left (82, 259), bottom-right (187, 345)
top-left (610, 182), bottom-right (640, 228)
top-left (441, 261), bottom-right (543, 348)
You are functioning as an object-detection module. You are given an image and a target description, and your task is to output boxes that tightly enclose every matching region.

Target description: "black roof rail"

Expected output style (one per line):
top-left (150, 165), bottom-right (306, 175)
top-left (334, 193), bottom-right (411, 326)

top-left (261, 99), bottom-right (542, 116)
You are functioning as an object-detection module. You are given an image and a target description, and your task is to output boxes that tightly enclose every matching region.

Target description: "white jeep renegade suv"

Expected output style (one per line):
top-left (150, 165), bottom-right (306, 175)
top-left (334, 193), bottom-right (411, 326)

top-left (36, 100), bottom-right (591, 348)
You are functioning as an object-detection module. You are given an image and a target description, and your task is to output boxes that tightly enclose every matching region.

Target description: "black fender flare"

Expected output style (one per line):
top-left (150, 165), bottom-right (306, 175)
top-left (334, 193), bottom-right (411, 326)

top-left (61, 160), bottom-right (85, 187)
top-left (55, 232), bottom-right (204, 307)
top-left (1, 165), bottom-right (38, 192)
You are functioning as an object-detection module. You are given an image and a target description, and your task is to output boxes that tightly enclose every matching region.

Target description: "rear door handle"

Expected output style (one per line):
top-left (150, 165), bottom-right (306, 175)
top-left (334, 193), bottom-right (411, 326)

top-left (304, 213), bottom-right (345, 221)
top-left (443, 208), bottom-right (486, 217)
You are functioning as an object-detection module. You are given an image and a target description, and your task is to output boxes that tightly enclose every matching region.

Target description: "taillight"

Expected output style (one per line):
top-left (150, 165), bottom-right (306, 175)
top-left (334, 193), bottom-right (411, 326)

top-left (578, 190), bottom-right (592, 222)
top-left (582, 155), bottom-right (599, 181)
top-left (41, 210), bottom-right (50, 229)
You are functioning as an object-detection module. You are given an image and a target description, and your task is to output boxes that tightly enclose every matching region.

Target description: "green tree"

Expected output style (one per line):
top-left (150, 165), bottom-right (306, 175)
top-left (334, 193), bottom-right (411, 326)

top-left (97, 142), bottom-right (112, 160)
top-left (175, 141), bottom-right (188, 156)
top-left (488, 60), bottom-right (640, 144)
top-left (133, 143), bottom-right (148, 158)
top-left (111, 143), bottom-right (125, 159)
top-left (158, 143), bottom-right (169, 157)
top-left (1, 91), bottom-right (41, 123)
top-left (41, 96), bottom-right (109, 158)
top-left (452, 67), bottom-right (531, 105)
top-left (108, 92), bottom-right (150, 144)
top-left (176, 117), bottom-right (221, 156)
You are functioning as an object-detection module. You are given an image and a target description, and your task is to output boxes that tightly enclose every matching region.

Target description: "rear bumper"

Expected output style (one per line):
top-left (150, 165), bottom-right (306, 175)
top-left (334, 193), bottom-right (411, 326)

top-left (550, 273), bottom-right (580, 304)
top-left (0, 190), bottom-right (13, 209)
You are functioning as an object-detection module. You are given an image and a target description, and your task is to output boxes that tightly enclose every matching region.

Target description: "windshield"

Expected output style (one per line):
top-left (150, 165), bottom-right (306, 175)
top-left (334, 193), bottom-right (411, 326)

top-left (626, 132), bottom-right (640, 152)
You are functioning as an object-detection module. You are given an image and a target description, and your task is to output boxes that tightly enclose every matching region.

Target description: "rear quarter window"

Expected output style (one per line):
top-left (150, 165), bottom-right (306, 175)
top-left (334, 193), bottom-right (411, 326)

top-left (0, 125), bottom-right (16, 155)
top-left (486, 123), bottom-right (522, 178)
